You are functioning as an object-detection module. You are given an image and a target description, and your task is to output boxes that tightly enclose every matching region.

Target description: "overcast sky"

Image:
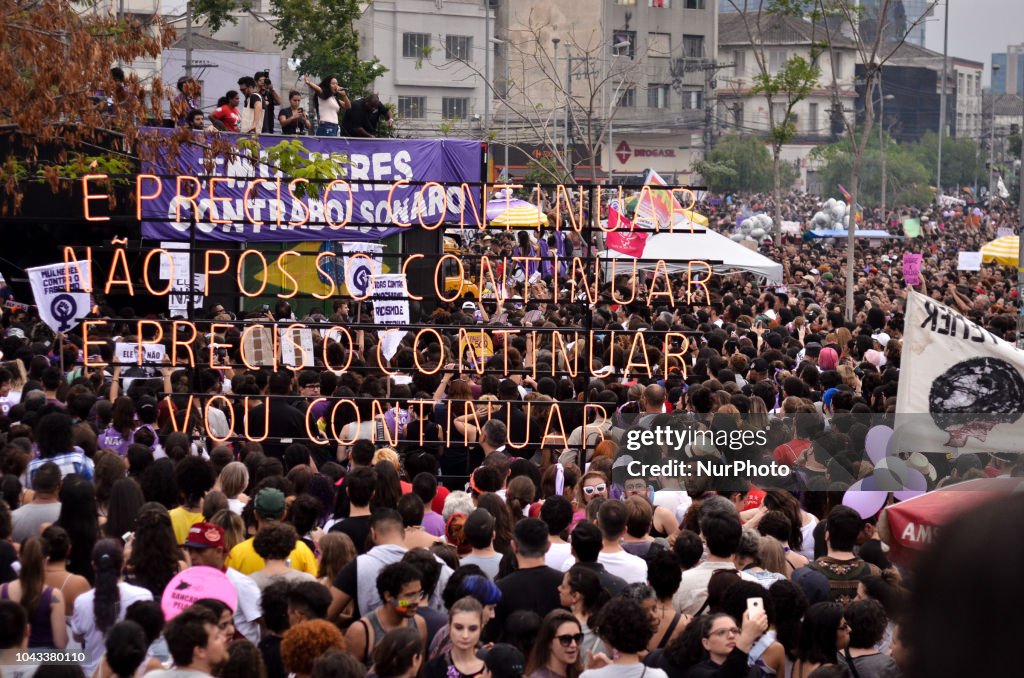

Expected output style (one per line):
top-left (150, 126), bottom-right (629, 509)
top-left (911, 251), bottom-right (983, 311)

top-left (923, 0), bottom-right (1024, 84)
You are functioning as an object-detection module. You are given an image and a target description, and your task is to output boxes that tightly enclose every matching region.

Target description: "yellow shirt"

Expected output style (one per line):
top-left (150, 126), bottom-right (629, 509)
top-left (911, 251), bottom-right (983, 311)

top-left (169, 507), bottom-right (204, 546)
top-left (225, 537), bottom-right (319, 576)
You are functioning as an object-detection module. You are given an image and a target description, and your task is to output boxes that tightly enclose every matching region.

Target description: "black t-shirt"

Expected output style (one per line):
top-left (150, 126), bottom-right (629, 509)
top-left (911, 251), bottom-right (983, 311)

top-left (487, 565), bottom-right (564, 641)
top-left (329, 514), bottom-right (373, 554)
top-left (262, 91), bottom-right (276, 133)
top-left (258, 635), bottom-right (285, 678)
top-left (423, 654), bottom-right (484, 678)
top-left (333, 558), bottom-right (359, 614)
top-left (278, 108), bottom-right (308, 135)
top-left (342, 99), bottom-right (379, 136)
top-left (0, 541), bottom-right (16, 583)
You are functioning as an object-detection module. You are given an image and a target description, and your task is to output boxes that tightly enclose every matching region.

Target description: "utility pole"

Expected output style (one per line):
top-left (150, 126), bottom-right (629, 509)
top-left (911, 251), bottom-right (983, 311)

top-left (1018, 100), bottom-right (1024, 348)
top-left (989, 66), bottom-right (1000, 199)
top-left (185, 0), bottom-right (193, 78)
top-left (484, 0), bottom-right (491, 133)
top-left (552, 38), bottom-right (560, 156)
top-left (936, 0), bottom-right (950, 203)
top-left (564, 44), bottom-right (571, 178)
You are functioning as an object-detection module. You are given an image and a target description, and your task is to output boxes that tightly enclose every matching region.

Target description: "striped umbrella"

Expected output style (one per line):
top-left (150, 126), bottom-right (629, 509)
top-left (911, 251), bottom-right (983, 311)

top-left (981, 235), bottom-right (1019, 266)
top-left (486, 197), bottom-right (549, 227)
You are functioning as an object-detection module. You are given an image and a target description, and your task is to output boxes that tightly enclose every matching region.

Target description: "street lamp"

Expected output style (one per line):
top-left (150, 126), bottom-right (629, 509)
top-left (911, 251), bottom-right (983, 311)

top-left (877, 84), bottom-right (895, 217)
top-left (552, 37), bottom-right (560, 152)
top-left (607, 38), bottom-right (630, 183)
top-left (989, 65), bottom-right (1001, 200)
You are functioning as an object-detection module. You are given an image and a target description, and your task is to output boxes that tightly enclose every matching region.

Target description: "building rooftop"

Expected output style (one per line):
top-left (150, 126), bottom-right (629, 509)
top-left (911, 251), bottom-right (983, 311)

top-left (886, 41), bottom-right (984, 69)
top-left (170, 34), bottom-right (253, 53)
top-left (987, 92), bottom-right (1024, 117)
top-left (718, 13), bottom-right (855, 48)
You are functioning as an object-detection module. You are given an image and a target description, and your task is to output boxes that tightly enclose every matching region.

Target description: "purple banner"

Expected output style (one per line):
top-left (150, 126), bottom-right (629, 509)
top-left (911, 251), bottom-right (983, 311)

top-left (139, 129), bottom-right (484, 242)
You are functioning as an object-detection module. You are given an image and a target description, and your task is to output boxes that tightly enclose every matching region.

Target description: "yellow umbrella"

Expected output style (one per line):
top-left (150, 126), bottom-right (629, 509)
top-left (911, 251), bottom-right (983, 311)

top-left (981, 235), bottom-right (1019, 266)
top-left (488, 205), bottom-right (549, 227)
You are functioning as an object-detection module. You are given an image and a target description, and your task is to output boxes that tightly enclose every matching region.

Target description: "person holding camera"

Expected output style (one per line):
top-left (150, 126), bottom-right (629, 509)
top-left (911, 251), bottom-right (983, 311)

top-left (256, 71), bottom-right (280, 134)
top-left (279, 90), bottom-right (310, 135)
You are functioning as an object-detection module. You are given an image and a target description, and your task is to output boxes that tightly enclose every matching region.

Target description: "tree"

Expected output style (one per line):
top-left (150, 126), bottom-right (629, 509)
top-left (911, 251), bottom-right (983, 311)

top-left (908, 132), bottom-right (980, 191)
top-left (816, 0), bottom-right (938, 320)
top-left (726, 0), bottom-right (823, 245)
top-left (191, 0), bottom-right (384, 94)
top-left (694, 134), bottom-right (795, 194)
top-left (812, 132), bottom-right (930, 206)
top-left (0, 0), bottom-right (172, 206)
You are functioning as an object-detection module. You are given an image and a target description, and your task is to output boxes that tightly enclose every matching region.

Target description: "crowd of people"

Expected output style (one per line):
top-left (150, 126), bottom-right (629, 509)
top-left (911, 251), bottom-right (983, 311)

top-left (170, 72), bottom-right (393, 137)
top-left (0, 189), bottom-right (1023, 678)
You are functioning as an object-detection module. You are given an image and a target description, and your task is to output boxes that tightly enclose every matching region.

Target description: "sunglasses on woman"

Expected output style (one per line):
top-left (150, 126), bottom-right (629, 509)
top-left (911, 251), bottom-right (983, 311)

top-left (557, 633), bottom-right (585, 647)
top-left (582, 483), bottom-right (607, 496)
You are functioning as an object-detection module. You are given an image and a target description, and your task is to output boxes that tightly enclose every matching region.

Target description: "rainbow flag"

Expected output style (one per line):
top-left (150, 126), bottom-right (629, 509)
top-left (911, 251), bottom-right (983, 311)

top-left (838, 184), bottom-right (863, 224)
top-left (633, 169), bottom-right (709, 230)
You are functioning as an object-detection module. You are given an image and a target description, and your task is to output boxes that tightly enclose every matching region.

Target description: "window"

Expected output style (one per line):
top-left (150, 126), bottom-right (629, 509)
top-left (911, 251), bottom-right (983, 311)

top-left (681, 89), bottom-right (702, 109)
top-left (618, 87), bottom-right (636, 108)
top-left (808, 102), bottom-right (819, 134)
top-left (442, 97), bottom-right (469, 119)
top-left (445, 35), bottom-right (472, 61)
top-left (685, 0), bottom-right (705, 7)
top-left (615, 0), bottom-right (636, 4)
top-left (649, 0), bottom-right (670, 6)
top-left (647, 33), bottom-right (671, 58)
top-left (832, 52), bottom-right (843, 78)
top-left (613, 31), bottom-right (636, 59)
top-left (732, 102), bottom-right (744, 127)
top-left (647, 84), bottom-right (670, 108)
top-left (769, 49), bottom-right (788, 73)
top-left (733, 50), bottom-right (746, 75)
top-left (397, 96), bottom-right (426, 119)
top-left (682, 35), bottom-right (704, 59)
top-left (402, 33), bottom-right (430, 59)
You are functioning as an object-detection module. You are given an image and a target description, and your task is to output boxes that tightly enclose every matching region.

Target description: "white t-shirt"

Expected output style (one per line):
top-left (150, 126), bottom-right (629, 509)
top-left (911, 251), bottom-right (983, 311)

top-left (318, 94), bottom-right (341, 125)
top-left (581, 663), bottom-right (668, 678)
top-left (0, 391), bottom-right (21, 416)
top-left (799, 514), bottom-right (819, 562)
top-left (72, 582), bottom-right (154, 676)
top-left (652, 490), bottom-right (692, 525)
top-left (225, 567), bottom-right (263, 643)
top-left (545, 542), bottom-right (574, 572)
top-left (598, 549), bottom-right (648, 584)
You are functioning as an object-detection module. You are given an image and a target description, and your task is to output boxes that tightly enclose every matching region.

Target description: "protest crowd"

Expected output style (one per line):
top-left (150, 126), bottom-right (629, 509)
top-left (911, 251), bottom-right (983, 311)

top-left (168, 71), bottom-right (393, 137)
top-left (1, 188), bottom-right (1024, 678)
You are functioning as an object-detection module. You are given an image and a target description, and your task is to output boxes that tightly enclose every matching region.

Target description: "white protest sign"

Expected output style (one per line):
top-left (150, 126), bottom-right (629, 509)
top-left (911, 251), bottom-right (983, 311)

top-left (957, 251), bottom-right (983, 271)
top-left (342, 242), bottom-right (383, 298)
top-left (279, 327), bottom-right (315, 368)
top-left (169, 274), bottom-right (206, 313)
top-left (158, 242), bottom-right (191, 280)
top-left (114, 342), bottom-right (167, 366)
top-left (27, 262), bottom-right (92, 333)
top-left (373, 274), bottom-right (409, 361)
top-left (895, 291), bottom-right (1024, 454)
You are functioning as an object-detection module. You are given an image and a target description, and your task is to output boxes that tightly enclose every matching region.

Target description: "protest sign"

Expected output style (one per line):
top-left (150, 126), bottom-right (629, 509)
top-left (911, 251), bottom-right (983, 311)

top-left (895, 291), bottom-right (1024, 454)
top-left (27, 262), bottom-right (92, 333)
top-left (169, 274), bottom-right (206, 313)
top-left (903, 218), bottom-right (921, 238)
top-left (373, 274), bottom-right (409, 361)
top-left (158, 242), bottom-right (191, 280)
top-left (902, 254), bottom-right (923, 286)
top-left (279, 327), bottom-right (315, 368)
top-left (114, 342), bottom-right (166, 366)
top-left (957, 251), bottom-right (983, 271)
top-left (342, 242), bottom-right (384, 298)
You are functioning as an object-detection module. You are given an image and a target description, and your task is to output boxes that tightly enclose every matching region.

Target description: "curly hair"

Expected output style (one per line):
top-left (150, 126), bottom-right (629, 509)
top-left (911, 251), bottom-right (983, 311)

top-left (127, 504), bottom-right (181, 598)
top-left (253, 523), bottom-right (298, 562)
top-left (593, 597), bottom-right (656, 654)
top-left (280, 620), bottom-right (345, 675)
top-left (371, 626), bottom-right (422, 678)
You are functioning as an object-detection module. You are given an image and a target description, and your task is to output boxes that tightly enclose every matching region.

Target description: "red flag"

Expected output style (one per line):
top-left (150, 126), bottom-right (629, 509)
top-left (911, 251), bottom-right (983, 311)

top-left (606, 207), bottom-right (649, 257)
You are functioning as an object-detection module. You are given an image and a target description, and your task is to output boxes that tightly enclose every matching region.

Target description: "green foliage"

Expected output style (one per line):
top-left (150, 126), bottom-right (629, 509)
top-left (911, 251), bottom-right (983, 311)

top-left (812, 132), bottom-right (935, 205)
top-left (752, 55), bottom-right (821, 148)
top-left (695, 135), bottom-right (777, 193)
top-left (523, 155), bottom-right (564, 186)
top-left (193, 0), bottom-right (385, 96)
top-left (237, 138), bottom-right (347, 201)
top-left (36, 153), bottom-right (135, 187)
top-left (908, 131), bottom-right (980, 190)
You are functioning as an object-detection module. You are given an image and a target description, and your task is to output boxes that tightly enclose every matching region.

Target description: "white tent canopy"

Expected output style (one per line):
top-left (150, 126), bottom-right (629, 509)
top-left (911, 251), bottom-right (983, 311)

top-left (600, 230), bottom-right (784, 284)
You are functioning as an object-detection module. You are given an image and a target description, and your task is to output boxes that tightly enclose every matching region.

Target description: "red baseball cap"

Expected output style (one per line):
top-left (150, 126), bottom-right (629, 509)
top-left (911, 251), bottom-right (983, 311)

top-left (184, 522), bottom-right (225, 550)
